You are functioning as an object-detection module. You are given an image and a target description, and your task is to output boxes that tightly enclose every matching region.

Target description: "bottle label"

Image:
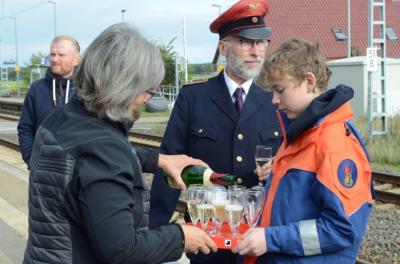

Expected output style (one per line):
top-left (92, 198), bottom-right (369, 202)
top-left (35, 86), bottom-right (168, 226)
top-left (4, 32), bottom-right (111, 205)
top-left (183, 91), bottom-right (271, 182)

top-left (203, 168), bottom-right (213, 186)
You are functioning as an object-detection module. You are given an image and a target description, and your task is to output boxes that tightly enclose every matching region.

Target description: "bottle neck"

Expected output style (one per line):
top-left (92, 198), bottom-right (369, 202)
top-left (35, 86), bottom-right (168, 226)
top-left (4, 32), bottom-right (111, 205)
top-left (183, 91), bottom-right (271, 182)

top-left (209, 171), bottom-right (231, 185)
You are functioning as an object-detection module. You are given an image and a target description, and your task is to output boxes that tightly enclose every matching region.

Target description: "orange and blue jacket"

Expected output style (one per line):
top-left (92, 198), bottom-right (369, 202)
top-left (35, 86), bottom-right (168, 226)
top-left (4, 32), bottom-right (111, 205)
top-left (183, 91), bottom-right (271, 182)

top-left (246, 85), bottom-right (373, 264)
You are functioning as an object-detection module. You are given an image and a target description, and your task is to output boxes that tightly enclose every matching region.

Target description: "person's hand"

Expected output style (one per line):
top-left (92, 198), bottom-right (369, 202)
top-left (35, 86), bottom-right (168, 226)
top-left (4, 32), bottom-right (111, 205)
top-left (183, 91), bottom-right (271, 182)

top-left (254, 159), bottom-right (272, 182)
top-left (158, 154), bottom-right (208, 190)
top-left (231, 228), bottom-right (267, 256)
top-left (181, 225), bottom-right (217, 254)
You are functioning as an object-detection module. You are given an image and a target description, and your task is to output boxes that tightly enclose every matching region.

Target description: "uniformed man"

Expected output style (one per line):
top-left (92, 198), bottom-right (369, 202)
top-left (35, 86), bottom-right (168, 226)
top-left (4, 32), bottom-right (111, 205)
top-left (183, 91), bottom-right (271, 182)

top-left (149, 0), bottom-right (282, 263)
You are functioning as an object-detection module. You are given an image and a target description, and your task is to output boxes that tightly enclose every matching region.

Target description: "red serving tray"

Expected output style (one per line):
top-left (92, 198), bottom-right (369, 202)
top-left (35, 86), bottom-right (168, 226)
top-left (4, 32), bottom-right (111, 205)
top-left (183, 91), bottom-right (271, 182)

top-left (185, 221), bottom-right (249, 249)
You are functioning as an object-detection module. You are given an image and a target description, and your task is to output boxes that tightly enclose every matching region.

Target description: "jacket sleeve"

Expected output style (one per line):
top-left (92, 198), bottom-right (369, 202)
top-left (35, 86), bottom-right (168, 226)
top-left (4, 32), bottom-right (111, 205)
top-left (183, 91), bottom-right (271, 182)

top-left (17, 87), bottom-right (36, 166)
top-left (134, 146), bottom-right (159, 173)
top-left (264, 170), bottom-right (357, 256)
top-left (77, 139), bottom-right (185, 264)
top-left (149, 89), bottom-right (189, 229)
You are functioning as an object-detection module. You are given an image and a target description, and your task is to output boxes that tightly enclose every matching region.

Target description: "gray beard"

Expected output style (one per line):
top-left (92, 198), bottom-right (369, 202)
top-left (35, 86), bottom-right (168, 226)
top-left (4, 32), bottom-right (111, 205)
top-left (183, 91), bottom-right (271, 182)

top-left (226, 53), bottom-right (264, 81)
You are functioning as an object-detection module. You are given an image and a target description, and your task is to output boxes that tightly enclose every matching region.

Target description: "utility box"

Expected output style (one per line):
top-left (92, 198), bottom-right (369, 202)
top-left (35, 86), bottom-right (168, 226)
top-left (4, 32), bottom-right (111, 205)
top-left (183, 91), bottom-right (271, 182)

top-left (327, 57), bottom-right (400, 117)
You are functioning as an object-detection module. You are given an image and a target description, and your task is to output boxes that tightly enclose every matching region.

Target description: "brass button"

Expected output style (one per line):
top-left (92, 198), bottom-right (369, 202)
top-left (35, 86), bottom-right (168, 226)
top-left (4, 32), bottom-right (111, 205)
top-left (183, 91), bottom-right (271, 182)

top-left (236, 156), bottom-right (243, 162)
top-left (274, 131), bottom-right (279, 137)
top-left (198, 129), bottom-right (203, 134)
top-left (237, 133), bottom-right (244, 140)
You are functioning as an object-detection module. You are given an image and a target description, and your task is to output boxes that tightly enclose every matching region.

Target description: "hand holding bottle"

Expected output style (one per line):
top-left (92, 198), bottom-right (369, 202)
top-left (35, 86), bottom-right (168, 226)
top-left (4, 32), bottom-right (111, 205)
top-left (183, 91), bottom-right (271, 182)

top-left (158, 154), bottom-right (208, 190)
top-left (181, 224), bottom-right (217, 254)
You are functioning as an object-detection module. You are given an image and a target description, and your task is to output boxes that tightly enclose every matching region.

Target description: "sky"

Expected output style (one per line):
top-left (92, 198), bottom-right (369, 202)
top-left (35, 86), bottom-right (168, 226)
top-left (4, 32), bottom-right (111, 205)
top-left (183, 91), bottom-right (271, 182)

top-left (0, 0), bottom-right (238, 67)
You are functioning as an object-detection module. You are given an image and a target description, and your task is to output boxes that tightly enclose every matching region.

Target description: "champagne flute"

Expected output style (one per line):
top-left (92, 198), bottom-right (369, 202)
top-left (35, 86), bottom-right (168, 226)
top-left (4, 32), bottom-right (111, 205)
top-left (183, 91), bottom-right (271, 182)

top-left (255, 145), bottom-right (272, 187)
top-left (225, 189), bottom-right (245, 237)
top-left (244, 189), bottom-right (265, 229)
top-left (211, 188), bottom-right (228, 236)
top-left (186, 184), bottom-right (203, 226)
top-left (228, 185), bottom-right (246, 191)
top-left (196, 188), bottom-right (214, 232)
top-left (206, 184), bottom-right (225, 235)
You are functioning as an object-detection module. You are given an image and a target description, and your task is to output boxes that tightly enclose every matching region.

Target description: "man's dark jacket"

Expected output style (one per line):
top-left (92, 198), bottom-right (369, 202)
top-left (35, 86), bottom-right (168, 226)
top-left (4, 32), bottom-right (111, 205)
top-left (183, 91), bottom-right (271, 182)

top-left (149, 72), bottom-right (282, 262)
top-left (18, 68), bottom-right (75, 166)
top-left (23, 95), bottom-right (184, 264)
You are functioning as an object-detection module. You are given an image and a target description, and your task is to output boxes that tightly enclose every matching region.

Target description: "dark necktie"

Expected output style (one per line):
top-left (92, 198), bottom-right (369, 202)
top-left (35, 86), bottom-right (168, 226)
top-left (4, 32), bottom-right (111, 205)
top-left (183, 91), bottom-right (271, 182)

top-left (234, 87), bottom-right (244, 113)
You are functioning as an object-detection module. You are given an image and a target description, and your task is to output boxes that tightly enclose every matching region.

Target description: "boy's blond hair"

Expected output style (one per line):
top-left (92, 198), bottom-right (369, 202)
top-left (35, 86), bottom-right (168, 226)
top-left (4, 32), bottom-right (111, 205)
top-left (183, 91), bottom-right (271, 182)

top-left (256, 38), bottom-right (332, 91)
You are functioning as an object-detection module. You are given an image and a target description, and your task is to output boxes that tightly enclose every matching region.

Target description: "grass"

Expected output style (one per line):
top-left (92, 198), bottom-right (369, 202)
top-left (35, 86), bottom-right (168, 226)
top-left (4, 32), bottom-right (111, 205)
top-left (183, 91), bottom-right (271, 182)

top-left (0, 81), bottom-right (29, 96)
top-left (139, 105), bottom-right (171, 118)
top-left (354, 115), bottom-right (400, 173)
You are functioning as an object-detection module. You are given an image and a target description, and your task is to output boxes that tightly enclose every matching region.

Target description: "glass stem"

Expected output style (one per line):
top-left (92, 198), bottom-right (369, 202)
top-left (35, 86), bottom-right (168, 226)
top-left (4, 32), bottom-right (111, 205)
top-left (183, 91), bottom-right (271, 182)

top-left (201, 222), bottom-right (207, 231)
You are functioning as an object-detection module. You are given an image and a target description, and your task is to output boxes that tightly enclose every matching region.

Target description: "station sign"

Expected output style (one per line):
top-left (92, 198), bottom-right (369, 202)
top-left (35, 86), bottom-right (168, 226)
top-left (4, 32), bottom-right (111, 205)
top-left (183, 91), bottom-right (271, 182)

top-left (366, 47), bottom-right (378, 72)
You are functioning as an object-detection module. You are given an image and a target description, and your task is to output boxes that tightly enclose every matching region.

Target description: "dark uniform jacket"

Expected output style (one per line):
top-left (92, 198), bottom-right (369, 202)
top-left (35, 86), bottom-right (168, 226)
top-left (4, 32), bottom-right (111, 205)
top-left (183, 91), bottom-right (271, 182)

top-left (23, 95), bottom-right (185, 264)
top-left (149, 71), bottom-right (281, 223)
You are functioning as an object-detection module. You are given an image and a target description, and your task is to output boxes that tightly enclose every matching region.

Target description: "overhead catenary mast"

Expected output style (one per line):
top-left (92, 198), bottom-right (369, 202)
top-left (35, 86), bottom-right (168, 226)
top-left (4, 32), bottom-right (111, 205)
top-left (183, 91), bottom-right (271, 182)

top-left (182, 16), bottom-right (188, 83)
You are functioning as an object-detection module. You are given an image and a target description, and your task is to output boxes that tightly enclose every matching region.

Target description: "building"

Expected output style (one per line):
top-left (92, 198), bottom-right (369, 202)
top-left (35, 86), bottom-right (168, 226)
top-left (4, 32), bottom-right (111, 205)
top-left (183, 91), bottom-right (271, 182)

top-left (265, 0), bottom-right (400, 60)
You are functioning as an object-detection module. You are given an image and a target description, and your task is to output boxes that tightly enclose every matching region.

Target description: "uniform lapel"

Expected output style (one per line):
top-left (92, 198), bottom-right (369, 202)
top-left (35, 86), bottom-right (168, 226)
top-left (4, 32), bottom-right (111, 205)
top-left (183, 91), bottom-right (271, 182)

top-left (237, 84), bottom-right (264, 128)
top-left (211, 73), bottom-right (238, 123)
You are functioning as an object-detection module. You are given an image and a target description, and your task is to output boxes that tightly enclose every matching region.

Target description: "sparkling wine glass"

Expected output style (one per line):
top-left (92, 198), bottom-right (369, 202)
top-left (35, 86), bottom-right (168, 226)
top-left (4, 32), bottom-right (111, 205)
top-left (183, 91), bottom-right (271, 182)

top-left (186, 184), bottom-right (203, 226)
top-left (228, 185), bottom-right (246, 192)
top-left (225, 189), bottom-right (245, 237)
top-left (206, 184), bottom-right (225, 235)
top-left (255, 145), bottom-right (272, 187)
top-left (244, 189), bottom-right (265, 229)
top-left (211, 188), bottom-right (228, 236)
top-left (196, 188), bottom-right (215, 231)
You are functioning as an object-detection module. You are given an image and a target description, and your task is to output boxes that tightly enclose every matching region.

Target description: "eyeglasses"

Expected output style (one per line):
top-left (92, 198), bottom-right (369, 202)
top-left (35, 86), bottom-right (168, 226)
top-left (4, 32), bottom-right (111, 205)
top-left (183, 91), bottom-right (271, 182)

top-left (144, 89), bottom-right (161, 98)
top-left (234, 37), bottom-right (269, 51)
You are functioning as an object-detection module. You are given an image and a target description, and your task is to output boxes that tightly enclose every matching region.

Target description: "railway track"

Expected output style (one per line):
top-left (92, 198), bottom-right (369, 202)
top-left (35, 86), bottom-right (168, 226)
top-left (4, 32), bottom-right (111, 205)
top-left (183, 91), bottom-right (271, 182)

top-left (0, 132), bottom-right (399, 205)
top-left (373, 170), bottom-right (400, 204)
top-left (0, 99), bottom-right (22, 121)
top-left (128, 131), bottom-right (161, 148)
top-left (2, 98), bottom-right (400, 204)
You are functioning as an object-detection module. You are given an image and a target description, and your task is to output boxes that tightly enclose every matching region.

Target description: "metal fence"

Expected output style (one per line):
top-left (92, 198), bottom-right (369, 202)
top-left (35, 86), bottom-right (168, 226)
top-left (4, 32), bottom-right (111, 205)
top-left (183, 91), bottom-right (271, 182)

top-left (160, 84), bottom-right (179, 109)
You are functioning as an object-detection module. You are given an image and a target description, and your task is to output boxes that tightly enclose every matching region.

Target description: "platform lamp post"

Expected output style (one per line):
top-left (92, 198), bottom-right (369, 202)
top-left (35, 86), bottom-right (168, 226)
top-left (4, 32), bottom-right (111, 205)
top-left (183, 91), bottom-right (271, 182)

top-left (45, 0), bottom-right (57, 37)
top-left (8, 16), bottom-right (20, 96)
top-left (211, 4), bottom-right (222, 69)
top-left (121, 9), bottom-right (126, 23)
top-left (347, 0), bottom-right (351, 57)
top-left (211, 3), bottom-right (221, 15)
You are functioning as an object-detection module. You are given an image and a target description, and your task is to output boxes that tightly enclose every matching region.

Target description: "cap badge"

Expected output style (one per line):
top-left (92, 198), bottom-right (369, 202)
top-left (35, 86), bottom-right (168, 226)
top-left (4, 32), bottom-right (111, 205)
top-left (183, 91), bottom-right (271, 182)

top-left (248, 3), bottom-right (261, 9)
top-left (252, 17), bottom-right (258, 23)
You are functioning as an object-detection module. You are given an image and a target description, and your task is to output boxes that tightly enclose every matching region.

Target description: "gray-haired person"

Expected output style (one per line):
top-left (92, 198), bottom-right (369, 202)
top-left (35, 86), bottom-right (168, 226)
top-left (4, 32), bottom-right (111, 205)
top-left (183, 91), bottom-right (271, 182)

top-left (23, 23), bottom-right (216, 264)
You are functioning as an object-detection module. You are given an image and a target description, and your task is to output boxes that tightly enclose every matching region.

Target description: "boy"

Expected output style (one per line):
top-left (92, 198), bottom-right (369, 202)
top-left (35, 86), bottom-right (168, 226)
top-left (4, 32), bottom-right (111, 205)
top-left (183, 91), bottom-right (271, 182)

top-left (232, 38), bottom-right (373, 264)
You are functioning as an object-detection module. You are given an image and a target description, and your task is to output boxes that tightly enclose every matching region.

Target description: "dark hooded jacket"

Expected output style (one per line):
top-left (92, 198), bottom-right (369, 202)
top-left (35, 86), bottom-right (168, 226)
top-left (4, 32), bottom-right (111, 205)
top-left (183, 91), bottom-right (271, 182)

top-left (17, 67), bottom-right (75, 166)
top-left (23, 95), bottom-right (185, 264)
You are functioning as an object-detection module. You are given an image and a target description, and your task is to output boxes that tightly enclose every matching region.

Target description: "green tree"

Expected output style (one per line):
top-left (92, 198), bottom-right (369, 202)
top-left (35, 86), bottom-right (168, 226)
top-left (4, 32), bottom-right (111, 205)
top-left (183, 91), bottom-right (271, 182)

top-left (158, 38), bottom-right (177, 86)
top-left (21, 52), bottom-right (48, 86)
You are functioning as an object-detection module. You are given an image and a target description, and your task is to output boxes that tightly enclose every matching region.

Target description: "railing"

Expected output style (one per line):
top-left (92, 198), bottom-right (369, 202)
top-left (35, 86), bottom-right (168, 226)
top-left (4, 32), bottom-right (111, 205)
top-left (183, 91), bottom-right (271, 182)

top-left (160, 84), bottom-right (179, 109)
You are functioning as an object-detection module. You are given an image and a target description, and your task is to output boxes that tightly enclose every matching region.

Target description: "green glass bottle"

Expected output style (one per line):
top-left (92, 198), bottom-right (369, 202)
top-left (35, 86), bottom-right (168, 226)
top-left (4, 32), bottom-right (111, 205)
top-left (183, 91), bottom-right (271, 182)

top-left (165, 165), bottom-right (242, 188)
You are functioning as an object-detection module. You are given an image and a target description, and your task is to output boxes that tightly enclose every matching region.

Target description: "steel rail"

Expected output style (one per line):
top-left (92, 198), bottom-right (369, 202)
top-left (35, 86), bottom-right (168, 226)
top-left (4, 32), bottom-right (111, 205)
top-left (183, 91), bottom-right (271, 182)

top-left (0, 129), bottom-right (399, 205)
top-left (373, 170), bottom-right (400, 185)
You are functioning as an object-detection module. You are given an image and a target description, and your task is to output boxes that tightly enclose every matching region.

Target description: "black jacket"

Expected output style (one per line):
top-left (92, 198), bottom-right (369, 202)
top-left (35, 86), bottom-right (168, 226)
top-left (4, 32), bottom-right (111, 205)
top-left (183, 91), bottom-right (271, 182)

top-left (23, 95), bottom-right (185, 264)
